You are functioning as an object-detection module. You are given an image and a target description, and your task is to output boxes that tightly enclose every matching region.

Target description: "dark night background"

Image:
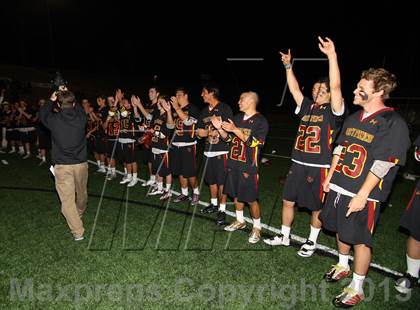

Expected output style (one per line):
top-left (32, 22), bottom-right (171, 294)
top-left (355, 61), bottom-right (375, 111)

top-left (1, 1), bottom-right (419, 114)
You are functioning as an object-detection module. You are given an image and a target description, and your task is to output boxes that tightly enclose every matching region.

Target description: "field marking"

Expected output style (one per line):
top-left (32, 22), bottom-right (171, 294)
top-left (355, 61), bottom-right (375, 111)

top-left (87, 160), bottom-right (404, 278)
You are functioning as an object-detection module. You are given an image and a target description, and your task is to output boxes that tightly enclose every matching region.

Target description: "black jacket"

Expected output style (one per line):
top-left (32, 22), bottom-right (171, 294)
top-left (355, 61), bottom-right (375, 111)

top-left (39, 101), bottom-right (87, 164)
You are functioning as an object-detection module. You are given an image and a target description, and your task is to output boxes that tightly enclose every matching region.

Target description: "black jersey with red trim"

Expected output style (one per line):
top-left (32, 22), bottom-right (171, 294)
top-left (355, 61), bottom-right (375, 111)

top-left (226, 112), bottom-right (269, 174)
top-left (119, 112), bottom-right (140, 139)
top-left (106, 116), bottom-right (120, 138)
top-left (143, 102), bottom-right (158, 128)
top-left (291, 97), bottom-right (344, 165)
top-left (172, 103), bottom-right (200, 144)
top-left (331, 108), bottom-right (410, 201)
top-left (198, 102), bottom-right (233, 152)
top-left (86, 115), bottom-right (97, 136)
top-left (150, 112), bottom-right (173, 151)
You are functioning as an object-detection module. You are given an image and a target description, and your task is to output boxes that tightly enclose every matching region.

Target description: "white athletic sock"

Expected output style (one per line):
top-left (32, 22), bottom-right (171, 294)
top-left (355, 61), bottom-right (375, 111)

top-left (193, 187), bottom-right (200, 195)
top-left (211, 198), bottom-right (218, 206)
top-left (157, 182), bottom-right (163, 191)
top-left (124, 167), bottom-right (128, 174)
top-left (219, 203), bottom-right (226, 212)
top-left (166, 183), bottom-right (171, 191)
top-left (100, 162), bottom-right (105, 168)
top-left (407, 254), bottom-right (420, 278)
top-left (349, 273), bottom-right (365, 294)
top-left (41, 156), bottom-right (46, 161)
top-left (338, 253), bottom-right (350, 269)
top-left (181, 187), bottom-right (188, 196)
top-left (236, 210), bottom-right (244, 223)
top-left (11, 146), bottom-right (16, 151)
top-left (308, 225), bottom-right (321, 244)
top-left (96, 160), bottom-right (101, 167)
top-left (150, 175), bottom-right (156, 182)
top-left (111, 167), bottom-right (116, 174)
top-left (132, 172), bottom-right (137, 180)
top-left (19, 146), bottom-right (24, 153)
top-left (281, 225), bottom-right (291, 239)
top-left (127, 173), bottom-right (132, 180)
top-left (253, 218), bottom-right (261, 229)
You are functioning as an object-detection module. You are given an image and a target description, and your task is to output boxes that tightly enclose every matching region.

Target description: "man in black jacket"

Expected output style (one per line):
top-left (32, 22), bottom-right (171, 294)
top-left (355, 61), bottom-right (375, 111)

top-left (39, 88), bottom-right (88, 241)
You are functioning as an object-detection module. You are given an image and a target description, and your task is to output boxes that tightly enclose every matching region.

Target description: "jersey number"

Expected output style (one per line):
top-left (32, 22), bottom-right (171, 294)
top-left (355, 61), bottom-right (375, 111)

top-left (230, 137), bottom-right (246, 162)
top-left (335, 143), bottom-right (367, 178)
top-left (294, 125), bottom-right (321, 153)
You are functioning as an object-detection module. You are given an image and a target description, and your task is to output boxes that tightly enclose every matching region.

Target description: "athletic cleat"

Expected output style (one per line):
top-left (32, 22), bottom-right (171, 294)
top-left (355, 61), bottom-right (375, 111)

top-left (127, 178), bottom-right (138, 187)
top-left (119, 176), bottom-right (132, 184)
top-left (22, 154), bottom-right (31, 159)
top-left (224, 220), bottom-right (246, 232)
top-left (248, 227), bottom-right (261, 243)
top-left (142, 179), bottom-right (155, 187)
top-left (200, 204), bottom-right (218, 214)
top-left (324, 264), bottom-right (351, 282)
top-left (106, 172), bottom-right (116, 180)
top-left (173, 194), bottom-right (189, 203)
top-left (190, 194), bottom-right (200, 206)
top-left (38, 160), bottom-right (47, 166)
top-left (148, 188), bottom-right (164, 196)
top-left (297, 239), bottom-right (316, 257)
top-left (8, 149), bottom-right (16, 154)
top-left (333, 287), bottom-right (364, 308)
top-left (263, 234), bottom-right (290, 246)
top-left (160, 190), bottom-right (172, 200)
top-left (74, 235), bottom-right (84, 241)
top-left (97, 167), bottom-right (107, 173)
top-left (215, 211), bottom-right (227, 225)
top-left (395, 273), bottom-right (418, 294)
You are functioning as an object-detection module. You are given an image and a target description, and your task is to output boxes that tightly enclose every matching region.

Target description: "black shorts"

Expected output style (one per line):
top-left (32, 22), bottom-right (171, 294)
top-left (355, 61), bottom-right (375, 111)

top-left (20, 130), bottom-right (36, 144)
top-left (223, 167), bottom-right (259, 203)
top-left (38, 132), bottom-right (51, 150)
top-left (95, 135), bottom-right (107, 154)
top-left (203, 154), bottom-right (228, 186)
top-left (6, 129), bottom-right (18, 141)
top-left (87, 136), bottom-right (96, 154)
top-left (400, 180), bottom-right (420, 242)
top-left (107, 139), bottom-right (119, 159)
top-left (170, 144), bottom-right (197, 178)
top-left (320, 190), bottom-right (380, 247)
top-left (143, 146), bottom-right (153, 164)
top-left (282, 162), bottom-right (328, 211)
top-left (119, 142), bottom-right (137, 164)
top-left (152, 152), bottom-right (171, 177)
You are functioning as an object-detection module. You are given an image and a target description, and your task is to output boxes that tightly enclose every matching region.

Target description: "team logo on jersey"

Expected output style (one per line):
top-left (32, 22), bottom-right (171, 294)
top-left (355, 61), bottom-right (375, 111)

top-left (369, 119), bottom-right (378, 125)
top-left (307, 176), bottom-right (314, 183)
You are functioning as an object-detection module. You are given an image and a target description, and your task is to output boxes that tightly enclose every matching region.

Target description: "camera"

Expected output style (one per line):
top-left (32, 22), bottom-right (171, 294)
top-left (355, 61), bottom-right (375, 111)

top-left (51, 70), bottom-right (67, 91)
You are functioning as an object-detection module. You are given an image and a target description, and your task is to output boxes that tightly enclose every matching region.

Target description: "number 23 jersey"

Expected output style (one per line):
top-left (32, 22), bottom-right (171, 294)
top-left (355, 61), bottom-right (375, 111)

top-left (331, 108), bottom-right (410, 201)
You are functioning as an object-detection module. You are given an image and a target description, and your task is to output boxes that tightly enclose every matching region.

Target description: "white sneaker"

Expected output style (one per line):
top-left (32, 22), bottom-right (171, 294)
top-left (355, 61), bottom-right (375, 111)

top-left (38, 160), bottom-right (47, 166)
top-left (297, 240), bottom-right (316, 257)
top-left (248, 228), bottom-right (261, 244)
top-left (148, 187), bottom-right (164, 196)
top-left (97, 167), bottom-right (106, 173)
top-left (22, 154), bottom-right (31, 159)
top-left (142, 179), bottom-right (155, 187)
top-left (8, 149), bottom-right (16, 154)
top-left (1, 159), bottom-right (9, 165)
top-left (263, 234), bottom-right (290, 246)
top-left (106, 172), bottom-right (116, 180)
top-left (120, 177), bottom-right (132, 184)
top-left (18, 151), bottom-right (25, 156)
top-left (127, 178), bottom-right (138, 187)
top-left (160, 190), bottom-right (172, 200)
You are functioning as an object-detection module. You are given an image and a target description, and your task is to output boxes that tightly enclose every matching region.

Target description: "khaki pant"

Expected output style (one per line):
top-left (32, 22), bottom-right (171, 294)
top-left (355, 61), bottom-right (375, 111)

top-left (54, 162), bottom-right (88, 238)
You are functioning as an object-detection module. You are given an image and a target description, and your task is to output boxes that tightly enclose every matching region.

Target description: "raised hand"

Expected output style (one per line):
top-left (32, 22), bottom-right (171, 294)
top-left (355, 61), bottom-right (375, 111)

top-left (221, 119), bottom-right (236, 132)
top-left (318, 36), bottom-right (336, 56)
top-left (210, 116), bottom-right (222, 129)
top-left (161, 100), bottom-right (171, 112)
top-left (170, 96), bottom-right (180, 110)
top-left (279, 49), bottom-right (292, 65)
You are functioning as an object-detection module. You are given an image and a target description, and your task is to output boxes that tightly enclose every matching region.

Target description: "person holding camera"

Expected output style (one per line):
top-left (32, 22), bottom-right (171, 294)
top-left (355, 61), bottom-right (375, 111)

top-left (39, 87), bottom-right (88, 241)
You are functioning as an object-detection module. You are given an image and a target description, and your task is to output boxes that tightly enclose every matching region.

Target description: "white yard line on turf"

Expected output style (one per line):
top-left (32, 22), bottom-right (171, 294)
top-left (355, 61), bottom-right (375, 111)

top-left (88, 160), bottom-right (403, 278)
